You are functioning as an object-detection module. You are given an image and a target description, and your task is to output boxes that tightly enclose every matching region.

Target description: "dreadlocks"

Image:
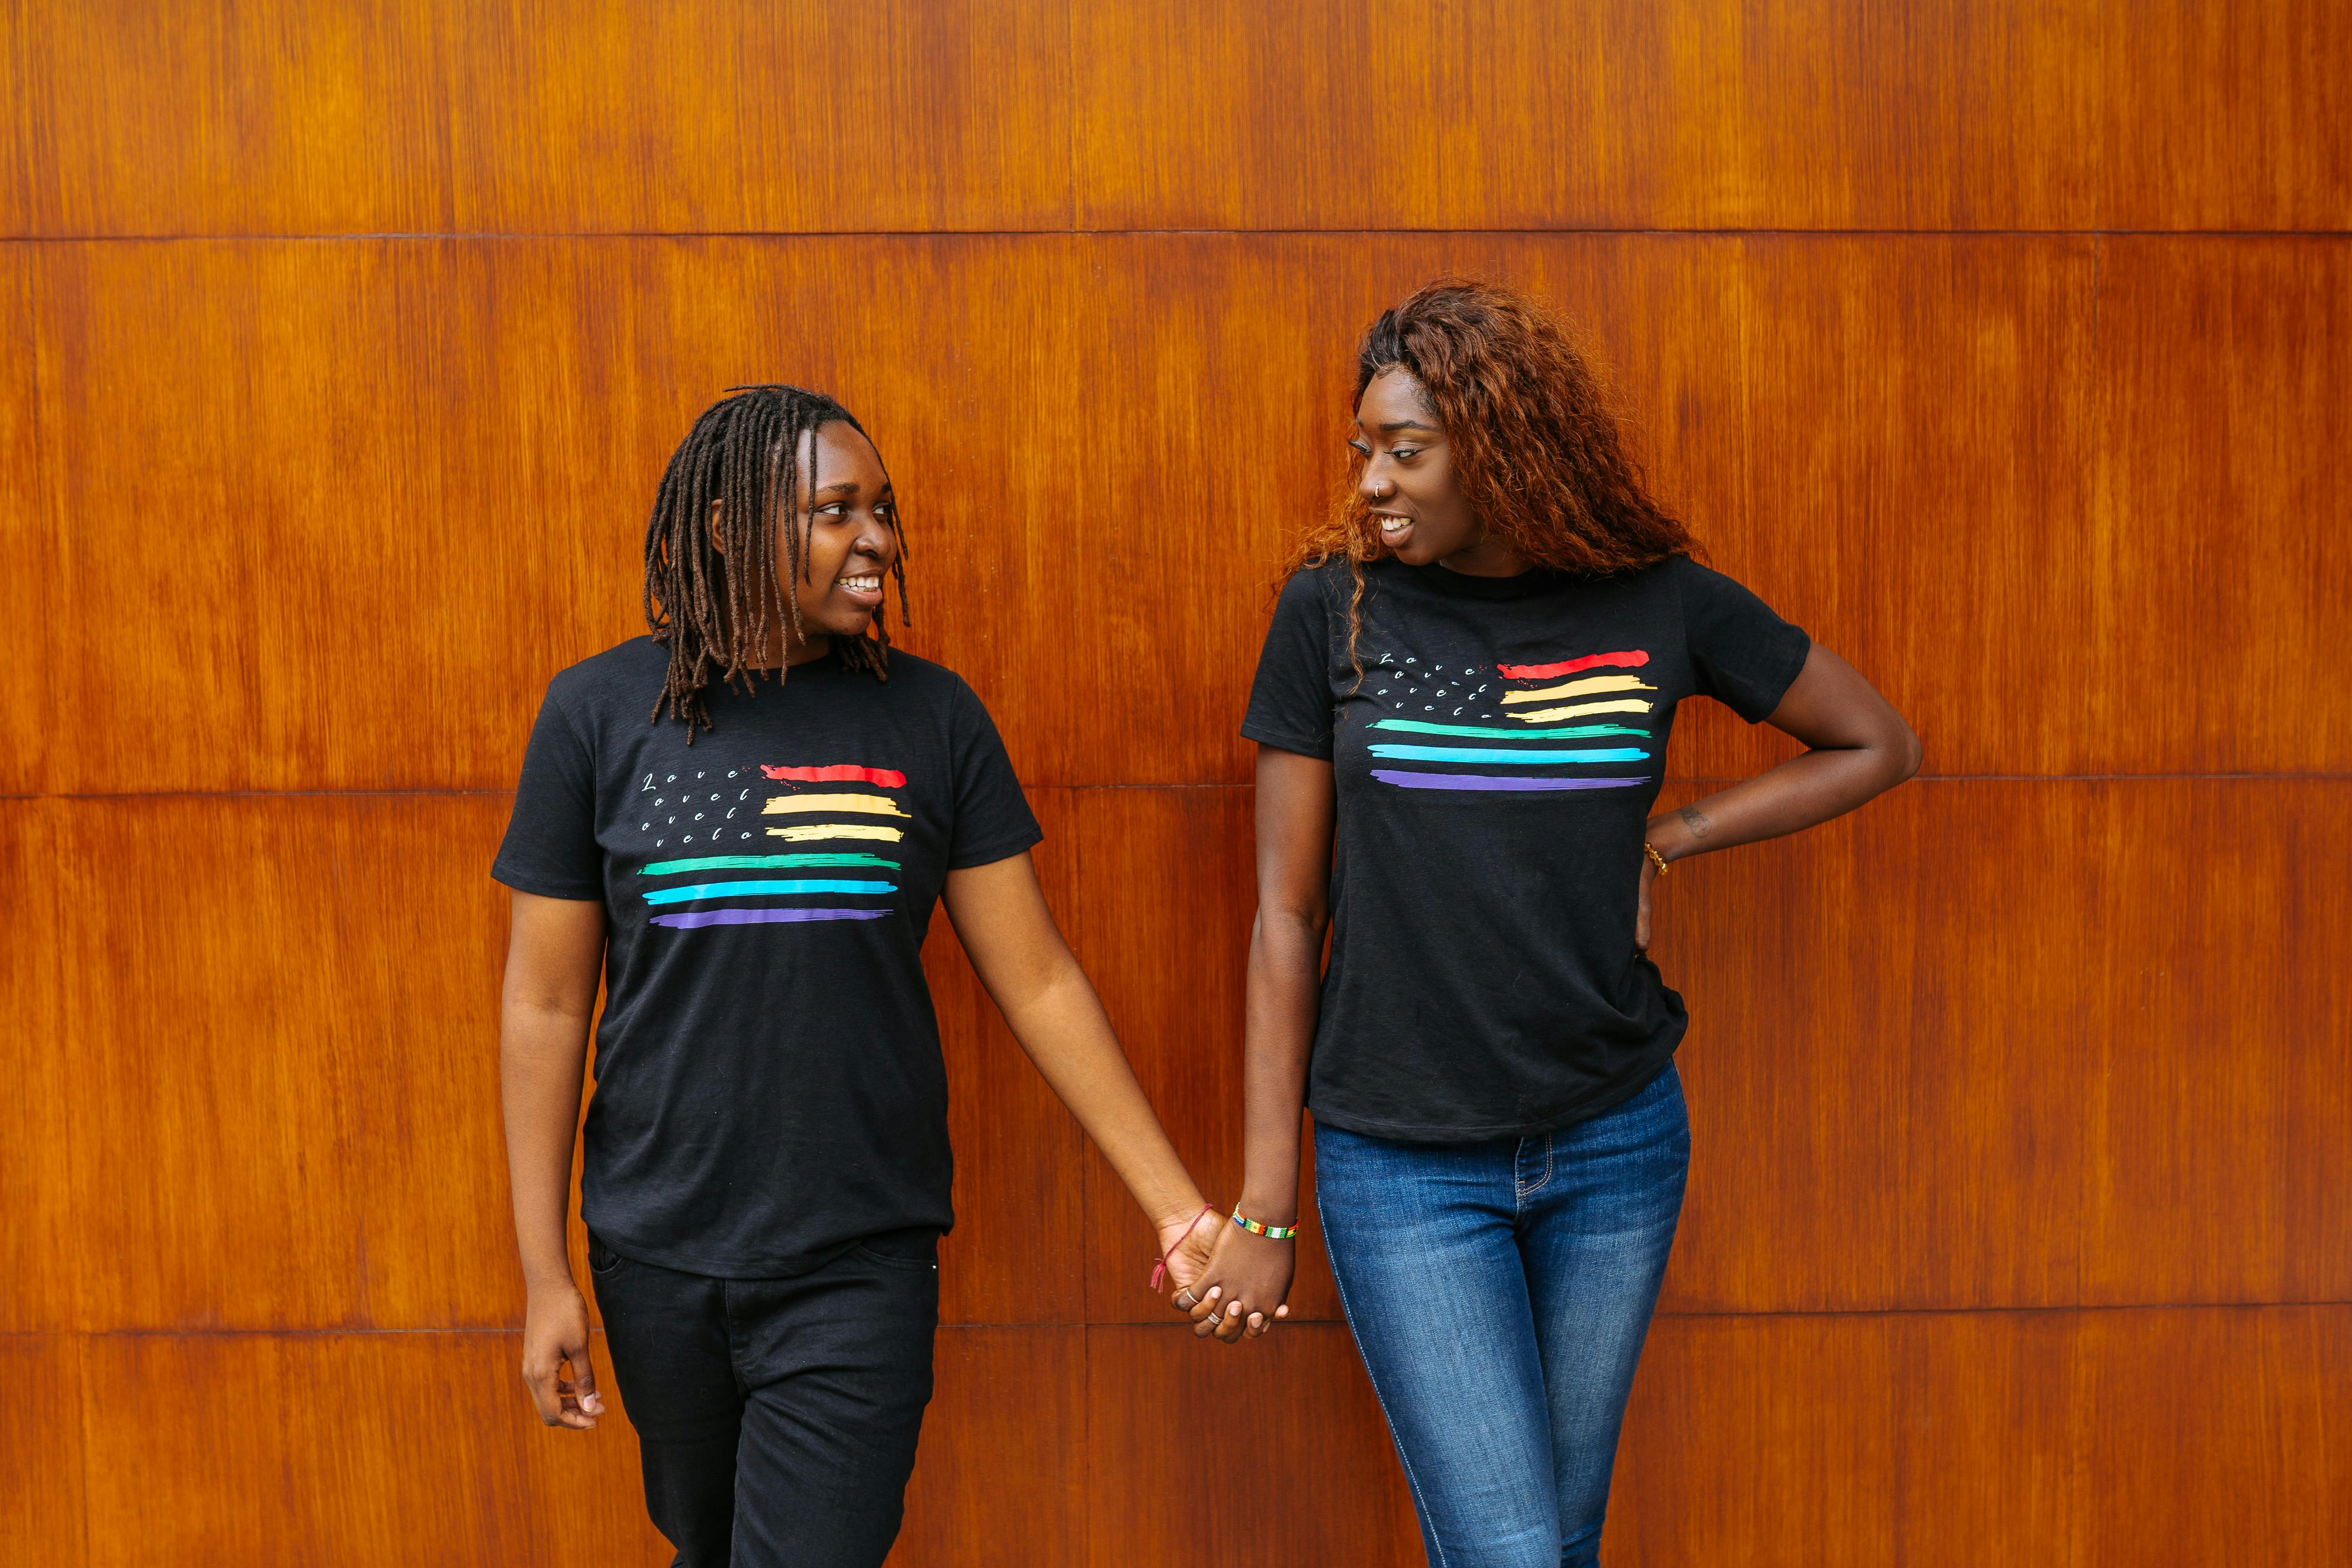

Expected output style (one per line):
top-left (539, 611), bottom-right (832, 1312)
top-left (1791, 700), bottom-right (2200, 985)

top-left (642, 385), bottom-right (911, 736)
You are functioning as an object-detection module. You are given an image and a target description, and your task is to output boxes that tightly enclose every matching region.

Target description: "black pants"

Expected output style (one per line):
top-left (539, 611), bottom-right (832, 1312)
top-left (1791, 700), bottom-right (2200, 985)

top-left (589, 1231), bottom-right (940, 1568)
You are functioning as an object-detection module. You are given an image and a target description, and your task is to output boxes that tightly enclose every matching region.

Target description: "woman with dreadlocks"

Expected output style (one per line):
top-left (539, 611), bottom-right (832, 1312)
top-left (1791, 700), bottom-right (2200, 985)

top-left (495, 386), bottom-right (1219, 1567)
top-left (1178, 283), bottom-right (1920, 1567)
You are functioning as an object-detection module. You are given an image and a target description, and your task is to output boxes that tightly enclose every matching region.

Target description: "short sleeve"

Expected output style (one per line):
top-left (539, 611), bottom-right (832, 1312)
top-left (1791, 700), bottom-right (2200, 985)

top-left (946, 678), bottom-right (1044, 870)
top-left (1675, 557), bottom-right (1812, 723)
top-left (492, 683), bottom-right (606, 900)
top-left (1241, 566), bottom-right (1339, 759)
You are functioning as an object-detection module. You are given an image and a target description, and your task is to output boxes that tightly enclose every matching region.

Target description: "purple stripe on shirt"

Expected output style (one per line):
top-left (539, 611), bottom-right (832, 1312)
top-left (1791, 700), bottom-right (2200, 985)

top-left (1370, 770), bottom-right (1649, 792)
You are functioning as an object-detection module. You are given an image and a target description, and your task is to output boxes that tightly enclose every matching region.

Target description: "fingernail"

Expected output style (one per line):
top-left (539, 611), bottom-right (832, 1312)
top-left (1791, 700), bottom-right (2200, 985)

top-left (1207, 1287), bottom-right (1221, 1299)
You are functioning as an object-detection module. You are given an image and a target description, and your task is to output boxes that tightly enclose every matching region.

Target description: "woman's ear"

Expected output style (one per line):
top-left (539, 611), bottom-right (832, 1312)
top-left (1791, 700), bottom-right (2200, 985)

top-left (707, 499), bottom-right (726, 554)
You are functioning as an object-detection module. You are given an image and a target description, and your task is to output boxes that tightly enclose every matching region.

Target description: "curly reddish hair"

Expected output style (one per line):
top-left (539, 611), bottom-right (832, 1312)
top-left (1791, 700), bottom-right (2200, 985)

top-left (1287, 280), bottom-right (1698, 664)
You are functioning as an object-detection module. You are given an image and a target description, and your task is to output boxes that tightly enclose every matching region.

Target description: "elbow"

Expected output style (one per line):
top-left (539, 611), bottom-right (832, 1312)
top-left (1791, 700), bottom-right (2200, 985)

top-left (1891, 723), bottom-right (1924, 786)
top-left (1254, 898), bottom-right (1329, 949)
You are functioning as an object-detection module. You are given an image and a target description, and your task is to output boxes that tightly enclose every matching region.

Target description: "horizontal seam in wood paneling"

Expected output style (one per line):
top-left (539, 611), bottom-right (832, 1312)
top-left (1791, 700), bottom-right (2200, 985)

top-left (24, 1300), bottom-right (2344, 1339)
top-left (4, 229), bottom-right (2351, 242)
top-left (8, 774), bottom-right (2350, 805)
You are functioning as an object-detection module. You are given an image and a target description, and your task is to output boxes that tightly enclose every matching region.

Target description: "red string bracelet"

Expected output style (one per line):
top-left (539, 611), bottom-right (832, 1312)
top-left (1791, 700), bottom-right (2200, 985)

top-left (1149, 1205), bottom-right (1218, 1292)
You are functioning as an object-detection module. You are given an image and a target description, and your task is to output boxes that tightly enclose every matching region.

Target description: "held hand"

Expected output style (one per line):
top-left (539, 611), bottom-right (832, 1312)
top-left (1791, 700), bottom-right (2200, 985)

top-left (1182, 1219), bottom-right (1295, 1344)
top-left (1155, 1206), bottom-right (1224, 1306)
top-left (520, 1283), bottom-right (605, 1430)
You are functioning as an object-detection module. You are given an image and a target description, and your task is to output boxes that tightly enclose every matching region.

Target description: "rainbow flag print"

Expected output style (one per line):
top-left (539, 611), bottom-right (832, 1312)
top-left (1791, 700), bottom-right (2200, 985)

top-left (1364, 648), bottom-right (1656, 793)
top-left (631, 763), bottom-right (907, 930)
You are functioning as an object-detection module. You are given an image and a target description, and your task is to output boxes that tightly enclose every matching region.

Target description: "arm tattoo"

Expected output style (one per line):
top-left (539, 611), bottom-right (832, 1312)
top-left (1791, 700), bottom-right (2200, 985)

top-left (1679, 805), bottom-right (1714, 839)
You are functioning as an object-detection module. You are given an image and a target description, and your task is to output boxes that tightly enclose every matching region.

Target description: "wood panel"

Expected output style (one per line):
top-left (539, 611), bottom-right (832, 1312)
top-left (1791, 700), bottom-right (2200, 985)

top-left (1046, 784), bottom-right (1339, 1324)
top-left (78, 1331), bottom-right (667, 1567)
top-left (0, 245), bottom-right (43, 793)
top-left (1655, 778), bottom-right (2086, 1313)
top-left (46, 790), bottom-right (1088, 1331)
top-left (54, 794), bottom-right (514, 1329)
top-left (6, 0), bottom-right (1070, 238)
top-left (2103, 1), bottom-right (2352, 231)
top-left (28, 236), bottom-right (1100, 794)
top-left (890, 1328), bottom-right (1086, 1567)
top-left (2082, 782), bottom-right (2352, 1306)
top-left (1663, 777), bottom-right (2352, 1314)
top-left (74, 1325), bottom-right (1073, 1567)
top-left (1609, 1311), bottom-right (2076, 1566)
top-left (0, 1336), bottom-right (85, 1566)
top-left (15, 2), bottom-right (2350, 240)
top-left (2076, 1306), bottom-right (2351, 1568)
top-left (1083, 1323), bottom-right (1422, 1567)
top-left (0, 803), bottom-right (71, 1333)
top-left (1047, 230), bottom-right (2110, 784)
top-left (926, 881), bottom-right (1087, 1328)
top-left (2091, 238), bottom-right (2352, 775)
top-left (48, 234), bottom-right (2348, 792)
top-left (1073, 0), bottom-right (2102, 232)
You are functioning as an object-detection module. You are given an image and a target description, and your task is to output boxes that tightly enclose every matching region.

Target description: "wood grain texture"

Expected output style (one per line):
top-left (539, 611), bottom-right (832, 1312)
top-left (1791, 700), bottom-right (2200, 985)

top-left (72, 1326), bottom-right (1070, 1567)
top-left (53, 794), bottom-right (516, 1330)
top-left (0, 1336), bottom-right (86, 1566)
top-left (0, 803), bottom-right (71, 1333)
top-left (44, 789), bottom-right (1089, 1332)
top-left (2103, 1), bottom-right (2352, 230)
top-left (925, 888), bottom-right (1087, 1328)
top-left (2091, 238), bottom-right (2352, 775)
top-left (45, 233), bottom-right (2347, 791)
top-left (8, 0), bottom-right (1070, 237)
top-left (1654, 778), bottom-right (2087, 1314)
top-left (28, 236), bottom-right (1091, 794)
top-left (78, 1331), bottom-right (669, 1567)
top-left (1073, 0), bottom-right (2102, 231)
top-left (1083, 1323), bottom-right (1422, 1567)
top-left (1609, 1310), bottom-right (2079, 1566)
top-left (1045, 784), bottom-right (1341, 1323)
top-left (0, 245), bottom-right (43, 792)
top-left (890, 1328), bottom-right (1086, 1568)
top-left (1663, 777), bottom-right (2352, 1314)
top-left (2076, 1306), bottom-right (2351, 1568)
top-left (2082, 781), bottom-right (2352, 1306)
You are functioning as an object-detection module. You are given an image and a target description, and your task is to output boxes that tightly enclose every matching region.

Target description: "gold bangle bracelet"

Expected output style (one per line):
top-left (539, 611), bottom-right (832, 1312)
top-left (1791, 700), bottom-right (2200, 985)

top-left (1643, 840), bottom-right (1670, 877)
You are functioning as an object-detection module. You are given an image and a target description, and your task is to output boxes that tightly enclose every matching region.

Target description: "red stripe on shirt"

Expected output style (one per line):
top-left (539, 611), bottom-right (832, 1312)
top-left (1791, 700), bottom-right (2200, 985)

top-left (759, 764), bottom-right (907, 788)
top-left (1496, 650), bottom-right (1650, 680)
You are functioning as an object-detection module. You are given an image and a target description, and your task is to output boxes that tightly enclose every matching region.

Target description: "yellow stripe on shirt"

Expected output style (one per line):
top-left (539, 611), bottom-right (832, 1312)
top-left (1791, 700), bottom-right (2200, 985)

top-left (765, 823), bottom-right (907, 843)
top-left (1499, 674), bottom-right (1656, 706)
top-left (760, 794), bottom-right (910, 818)
top-left (1512, 699), bottom-right (1655, 722)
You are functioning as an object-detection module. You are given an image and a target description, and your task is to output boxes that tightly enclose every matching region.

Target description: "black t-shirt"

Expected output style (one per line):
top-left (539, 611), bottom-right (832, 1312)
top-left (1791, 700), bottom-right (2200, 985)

top-left (492, 638), bottom-right (1041, 1276)
top-left (1242, 554), bottom-right (1809, 1141)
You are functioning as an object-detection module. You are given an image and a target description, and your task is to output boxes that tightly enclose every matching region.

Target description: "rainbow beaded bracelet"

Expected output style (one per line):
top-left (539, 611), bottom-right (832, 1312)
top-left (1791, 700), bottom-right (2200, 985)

top-left (1230, 1208), bottom-right (1299, 1241)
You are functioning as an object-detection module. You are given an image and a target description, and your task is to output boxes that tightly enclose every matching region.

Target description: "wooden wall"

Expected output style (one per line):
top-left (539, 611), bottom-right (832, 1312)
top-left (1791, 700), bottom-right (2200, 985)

top-left (5, 3), bottom-right (2346, 1563)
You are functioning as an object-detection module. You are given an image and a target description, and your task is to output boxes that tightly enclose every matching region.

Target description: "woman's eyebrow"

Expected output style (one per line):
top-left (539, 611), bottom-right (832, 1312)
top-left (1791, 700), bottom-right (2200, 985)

top-left (1379, 419), bottom-right (1441, 433)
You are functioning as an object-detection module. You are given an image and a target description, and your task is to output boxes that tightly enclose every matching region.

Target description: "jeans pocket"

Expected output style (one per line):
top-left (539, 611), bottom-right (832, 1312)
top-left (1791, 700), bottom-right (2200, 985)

top-left (587, 1233), bottom-right (626, 1278)
top-left (851, 1242), bottom-right (940, 1273)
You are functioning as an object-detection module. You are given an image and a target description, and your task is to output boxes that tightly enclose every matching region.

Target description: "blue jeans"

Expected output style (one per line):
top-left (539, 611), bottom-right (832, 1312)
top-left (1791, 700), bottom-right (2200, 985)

top-left (1315, 1062), bottom-right (1689, 1568)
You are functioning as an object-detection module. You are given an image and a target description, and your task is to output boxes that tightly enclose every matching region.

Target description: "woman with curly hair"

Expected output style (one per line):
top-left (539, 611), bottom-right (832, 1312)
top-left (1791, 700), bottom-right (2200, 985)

top-left (1180, 283), bottom-right (1920, 1566)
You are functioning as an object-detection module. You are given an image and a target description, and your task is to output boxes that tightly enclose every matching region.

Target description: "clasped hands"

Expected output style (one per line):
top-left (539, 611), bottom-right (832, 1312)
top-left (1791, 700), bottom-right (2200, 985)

top-left (1155, 1206), bottom-right (1294, 1344)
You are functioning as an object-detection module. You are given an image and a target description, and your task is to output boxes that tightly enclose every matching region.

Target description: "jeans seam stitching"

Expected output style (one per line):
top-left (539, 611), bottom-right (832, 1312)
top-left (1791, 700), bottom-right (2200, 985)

top-left (1515, 1135), bottom-right (1553, 1202)
top-left (1320, 1180), bottom-right (1454, 1568)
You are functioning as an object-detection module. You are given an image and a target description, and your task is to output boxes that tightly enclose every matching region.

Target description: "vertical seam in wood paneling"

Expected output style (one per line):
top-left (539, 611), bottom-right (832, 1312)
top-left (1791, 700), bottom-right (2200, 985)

top-left (2071, 228), bottom-right (2107, 1568)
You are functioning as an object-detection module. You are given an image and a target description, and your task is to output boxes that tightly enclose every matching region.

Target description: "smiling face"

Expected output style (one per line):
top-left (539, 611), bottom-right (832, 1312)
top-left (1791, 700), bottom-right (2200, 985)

top-left (783, 420), bottom-right (898, 655)
top-left (1350, 367), bottom-right (1525, 577)
top-left (714, 419), bottom-right (901, 665)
